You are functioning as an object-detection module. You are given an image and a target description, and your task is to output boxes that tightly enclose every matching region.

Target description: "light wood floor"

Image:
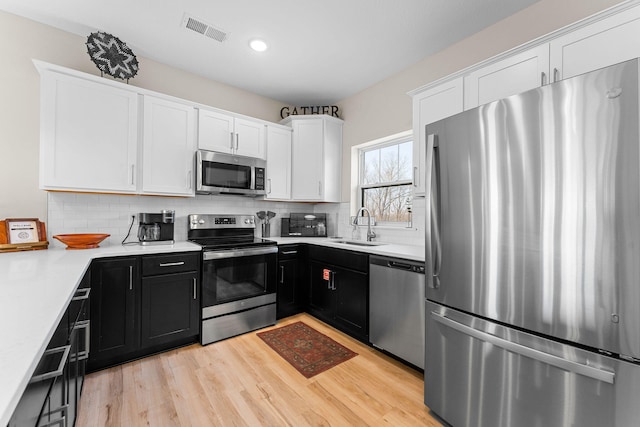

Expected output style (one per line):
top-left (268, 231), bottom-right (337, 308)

top-left (77, 313), bottom-right (443, 426)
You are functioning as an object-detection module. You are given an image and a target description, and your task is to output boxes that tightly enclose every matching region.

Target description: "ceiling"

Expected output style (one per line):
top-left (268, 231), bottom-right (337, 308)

top-left (1, 0), bottom-right (539, 105)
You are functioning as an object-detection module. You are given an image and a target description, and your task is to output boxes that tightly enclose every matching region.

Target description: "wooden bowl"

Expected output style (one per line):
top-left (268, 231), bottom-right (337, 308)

top-left (53, 233), bottom-right (110, 249)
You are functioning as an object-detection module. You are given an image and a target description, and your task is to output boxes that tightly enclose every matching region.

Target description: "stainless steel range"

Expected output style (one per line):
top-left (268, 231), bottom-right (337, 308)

top-left (188, 214), bottom-right (278, 345)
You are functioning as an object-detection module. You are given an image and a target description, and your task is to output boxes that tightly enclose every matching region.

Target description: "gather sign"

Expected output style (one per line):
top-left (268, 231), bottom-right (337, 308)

top-left (280, 105), bottom-right (340, 119)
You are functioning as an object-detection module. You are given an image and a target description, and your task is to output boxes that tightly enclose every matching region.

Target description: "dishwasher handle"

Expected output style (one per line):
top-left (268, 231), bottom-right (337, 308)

top-left (370, 256), bottom-right (425, 274)
top-left (387, 261), bottom-right (413, 270)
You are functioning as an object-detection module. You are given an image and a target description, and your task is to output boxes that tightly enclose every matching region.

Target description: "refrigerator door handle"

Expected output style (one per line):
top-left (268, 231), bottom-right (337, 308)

top-left (431, 311), bottom-right (616, 384)
top-left (425, 133), bottom-right (443, 287)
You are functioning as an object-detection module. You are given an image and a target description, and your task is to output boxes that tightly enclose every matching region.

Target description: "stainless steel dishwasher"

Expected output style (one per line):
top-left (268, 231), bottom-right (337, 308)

top-left (369, 255), bottom-right (425, 369)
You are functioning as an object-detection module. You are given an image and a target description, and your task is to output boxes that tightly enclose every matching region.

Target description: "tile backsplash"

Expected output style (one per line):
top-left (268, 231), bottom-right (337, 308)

top-left (47, 193), bottom-right (425, 248)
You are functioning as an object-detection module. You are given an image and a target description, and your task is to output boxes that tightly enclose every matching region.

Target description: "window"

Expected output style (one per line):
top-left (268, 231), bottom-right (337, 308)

top-left (358, 134), bottom-right (413, 226)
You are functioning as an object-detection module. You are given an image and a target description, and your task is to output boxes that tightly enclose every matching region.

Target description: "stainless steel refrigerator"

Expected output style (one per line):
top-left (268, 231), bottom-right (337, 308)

top-left (424, 58), bottom-right (640, 427)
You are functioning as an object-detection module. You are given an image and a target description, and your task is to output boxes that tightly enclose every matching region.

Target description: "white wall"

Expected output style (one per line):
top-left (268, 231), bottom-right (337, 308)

top-left (336, 0), bottom-right (627, 200)
top-left (1, 1), bottom-right (628, 247)
top-left (0, 11), bottom-right (284, 222)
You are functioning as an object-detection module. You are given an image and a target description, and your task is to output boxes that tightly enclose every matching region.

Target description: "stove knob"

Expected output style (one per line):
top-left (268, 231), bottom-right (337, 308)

top-left (199, 219), bottom-right (205, 224)
top-left (244, 219), bottom-right (251, 224)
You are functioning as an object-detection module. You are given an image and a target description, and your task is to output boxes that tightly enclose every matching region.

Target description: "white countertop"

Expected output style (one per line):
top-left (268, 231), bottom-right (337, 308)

top-left (267, 237), bottom-right (426, 262)
top-left (0, 238), bottom-right (423, 424)
top-left (0, 242), bottom-right (201, 426)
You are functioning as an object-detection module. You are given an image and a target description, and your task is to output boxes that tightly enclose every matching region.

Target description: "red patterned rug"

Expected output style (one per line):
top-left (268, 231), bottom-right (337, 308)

top-left (257, 321), bottom-right (358, 378)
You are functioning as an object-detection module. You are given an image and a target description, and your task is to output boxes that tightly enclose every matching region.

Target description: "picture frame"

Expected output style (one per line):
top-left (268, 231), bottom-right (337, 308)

top-left (5, 218), bottom-right (41, 244)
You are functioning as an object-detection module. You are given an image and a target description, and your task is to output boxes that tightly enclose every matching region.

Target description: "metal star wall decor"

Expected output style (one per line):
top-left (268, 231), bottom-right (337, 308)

top-left (86, 32), bottom-right (139, 82)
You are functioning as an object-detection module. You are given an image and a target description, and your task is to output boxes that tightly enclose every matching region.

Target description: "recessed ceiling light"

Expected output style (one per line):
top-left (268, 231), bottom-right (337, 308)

top-left (249, 39), bottom-right (268, 52)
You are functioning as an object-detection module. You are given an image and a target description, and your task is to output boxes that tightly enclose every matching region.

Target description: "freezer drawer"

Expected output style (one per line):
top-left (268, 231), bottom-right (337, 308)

top-left (425, 301), bottom-right (640, 427)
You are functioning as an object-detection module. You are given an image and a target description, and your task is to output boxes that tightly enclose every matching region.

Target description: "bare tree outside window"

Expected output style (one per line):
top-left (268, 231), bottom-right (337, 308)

top-left (359, 139), bottom-right (413, 226)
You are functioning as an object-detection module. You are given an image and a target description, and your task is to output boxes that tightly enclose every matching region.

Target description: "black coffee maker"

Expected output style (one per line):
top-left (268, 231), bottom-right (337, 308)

top-left (137, 210), bottom-right (175, 245)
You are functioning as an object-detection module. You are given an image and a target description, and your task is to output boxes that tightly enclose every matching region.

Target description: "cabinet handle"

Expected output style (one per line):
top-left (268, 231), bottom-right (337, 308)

top-left (413, 166), bottom-right (418, 187)
top-left (71, 288), bottom-right (90, 301)
top-left (129, 265), bottom-right (133, 290)
top-left (318, 181), bottom-right (322, 196)
top-left (30, 345), bottom-right (71, 383)
top-left (541, 71), bottom-right (547, 86)
top-left (193, 278), bottom-right (197, 299)
top-left (280, 265), bottom-right (285, 284)
top-left (330, 271), bottom-right (337, 291)
top-left (553, 68), bottom-right (559, 83)
top-left (281, 250), bottom-right (298, 255)
top-left (235, 133), bottom-right (239, 150)
top-left (159, 261), bottom-right (185, 267)
top-left (268, 178), bottom-right (272, 194)
top-left (130, 165), bottom-right (135, 185)
top-left (229, 132), bottom-right (234, 150)
top-left (73, 320), bottom-right (90, 361)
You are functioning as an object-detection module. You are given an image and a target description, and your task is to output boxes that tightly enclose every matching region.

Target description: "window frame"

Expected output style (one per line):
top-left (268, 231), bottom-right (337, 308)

top-left (356, 132), bottom-right (413, 227)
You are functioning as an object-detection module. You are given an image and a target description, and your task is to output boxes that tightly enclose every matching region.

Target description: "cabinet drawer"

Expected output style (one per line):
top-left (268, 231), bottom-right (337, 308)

top-left (142, 252), bottom-right (199, 276)
top-left (308, 246), bottom-right (368, 272)
top-left (278, 244), bottom-right (303, 260)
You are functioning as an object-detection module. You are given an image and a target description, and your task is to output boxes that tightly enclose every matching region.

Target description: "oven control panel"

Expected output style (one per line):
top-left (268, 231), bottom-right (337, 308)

top-left (189, 214), bottom-right (255, 229)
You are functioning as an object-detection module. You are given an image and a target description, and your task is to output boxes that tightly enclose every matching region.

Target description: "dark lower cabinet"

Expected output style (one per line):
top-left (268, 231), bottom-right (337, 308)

top-left (140, 271), bottom-right (199, 348)
top-left (89, 257), bottom-right (138, 368)
top-left (9, 270), bottom-right (91, 427)
top-left (277, 245), bottom-right (306, 319)
top-left (307, 246), bottom-right (369, 342)
top-left (88, 252), bottom-right (200, 372)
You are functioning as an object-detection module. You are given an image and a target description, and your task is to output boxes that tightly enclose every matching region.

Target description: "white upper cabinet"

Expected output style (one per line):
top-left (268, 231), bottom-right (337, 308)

top-left (265, 125), bottom-right (292, 200)
top-left (411, 78), bottom-right (464, 196)
top-left (142, 96), bottom-right (196, 196)
top-left (283, 115), bottom-right (343, 202)
top-left (550, 5), bottom-right (640, 81)
top-left (39, 70), bottom-right (138, 193)
top-left (234, 117), bottom-right (266, 158)
top-left (198, 109), bottom-right (266, 158)
top-left (197, 109), bottom-right (234, 153)
top-left (464, 44), bottom-right (550, 109)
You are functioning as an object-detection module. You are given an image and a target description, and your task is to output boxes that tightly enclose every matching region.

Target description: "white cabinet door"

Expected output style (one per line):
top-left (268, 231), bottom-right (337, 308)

top-left (288, 116), bottom-right (343, 202)
top-left (412, 78), bottom-right (463, 196)
top-left (291, 119), bottom-right (323, 201)
top-left (265, 126), bottom-right (292, 200)
top-left (142, 96), bottom-right (196, 196)
top-left (550, 5), bottom-right (640, 81)
top-left (234, 117), bottom-right (266, 159)
top-left (464, 44), bottom-right (550, 109)
top-left (198, 109), bottom-right (234, 153)
top-left (39, 71), bottom-right (138, 193)
top-left (198, 109), bottom-right (266, 158)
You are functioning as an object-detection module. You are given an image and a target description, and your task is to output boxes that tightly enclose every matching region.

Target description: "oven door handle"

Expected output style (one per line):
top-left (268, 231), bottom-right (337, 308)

top-left (203, 246), bottom-right (278, 260)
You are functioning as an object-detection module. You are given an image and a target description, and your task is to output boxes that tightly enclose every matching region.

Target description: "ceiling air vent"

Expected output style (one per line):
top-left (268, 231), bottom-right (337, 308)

top-left (182, 14), bottom-right (228, 43)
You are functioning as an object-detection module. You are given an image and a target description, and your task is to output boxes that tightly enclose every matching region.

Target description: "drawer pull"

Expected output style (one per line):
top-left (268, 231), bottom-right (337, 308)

top-left (73, 320), bottom-right (91, 361)
top-left (281, 250), bottom-right (298, 255)
top-left (159, 261), bottom-right (185, 267)
top-left (71, 288), bottom-right (90, 301)
top-left (30, 345), bottom-right (71, 383)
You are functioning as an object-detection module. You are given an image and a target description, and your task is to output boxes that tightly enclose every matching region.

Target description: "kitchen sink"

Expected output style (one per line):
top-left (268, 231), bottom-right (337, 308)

top-left (332, 240), bottom-right (386, 247)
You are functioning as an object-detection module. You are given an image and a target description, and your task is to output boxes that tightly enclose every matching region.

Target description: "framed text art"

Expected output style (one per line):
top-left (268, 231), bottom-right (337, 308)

top-left (5, 218), bottom-right (41, 244)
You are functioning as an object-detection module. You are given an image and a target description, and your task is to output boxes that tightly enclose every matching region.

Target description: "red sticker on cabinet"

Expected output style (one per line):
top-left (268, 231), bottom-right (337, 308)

top-left (323, 269), bottom-right (330, 281)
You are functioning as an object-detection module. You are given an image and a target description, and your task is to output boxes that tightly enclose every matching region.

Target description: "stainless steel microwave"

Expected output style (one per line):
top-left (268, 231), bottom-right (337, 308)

top-left (196, 150), bottom-right (266, 196)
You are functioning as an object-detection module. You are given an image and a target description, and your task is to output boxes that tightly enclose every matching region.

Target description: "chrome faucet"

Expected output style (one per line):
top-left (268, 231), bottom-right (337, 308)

top-left (353, 207), bottom-right (376, 241)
